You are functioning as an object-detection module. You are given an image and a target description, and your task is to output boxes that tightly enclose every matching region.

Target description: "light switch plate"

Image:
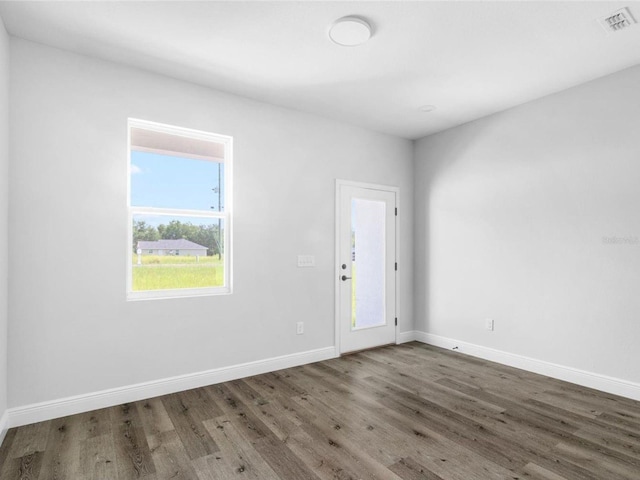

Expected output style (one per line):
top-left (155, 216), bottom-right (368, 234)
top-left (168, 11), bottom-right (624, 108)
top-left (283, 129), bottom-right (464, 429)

top-left (297, 255), bottom-right (316, 267)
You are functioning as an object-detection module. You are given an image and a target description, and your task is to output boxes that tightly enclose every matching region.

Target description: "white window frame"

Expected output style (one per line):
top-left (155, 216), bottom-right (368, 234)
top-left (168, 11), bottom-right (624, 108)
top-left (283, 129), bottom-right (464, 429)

top-left (127, 118), bottom-right (233, 300)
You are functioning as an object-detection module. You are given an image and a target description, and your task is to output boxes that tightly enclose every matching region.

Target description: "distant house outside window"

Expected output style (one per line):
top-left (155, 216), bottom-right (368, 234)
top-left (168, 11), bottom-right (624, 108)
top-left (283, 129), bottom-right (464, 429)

top-left (127, 119), bottom-right (232, 300)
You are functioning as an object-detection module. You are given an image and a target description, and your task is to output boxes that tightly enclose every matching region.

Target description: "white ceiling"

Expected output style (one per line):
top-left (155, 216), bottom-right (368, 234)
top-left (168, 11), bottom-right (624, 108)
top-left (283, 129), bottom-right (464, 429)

top-left (1, 1), bottom-right (640, 140)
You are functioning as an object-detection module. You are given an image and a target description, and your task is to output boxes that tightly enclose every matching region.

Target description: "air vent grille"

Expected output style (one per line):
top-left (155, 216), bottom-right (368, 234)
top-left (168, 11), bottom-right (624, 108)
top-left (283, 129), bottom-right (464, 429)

top-left (599, 7), bottom-right (637, 33)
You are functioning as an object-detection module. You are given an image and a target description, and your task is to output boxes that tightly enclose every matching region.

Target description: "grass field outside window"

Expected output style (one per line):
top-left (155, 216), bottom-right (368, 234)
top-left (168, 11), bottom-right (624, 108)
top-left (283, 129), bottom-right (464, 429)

top-left (132, 255), bottom-right (224, 291)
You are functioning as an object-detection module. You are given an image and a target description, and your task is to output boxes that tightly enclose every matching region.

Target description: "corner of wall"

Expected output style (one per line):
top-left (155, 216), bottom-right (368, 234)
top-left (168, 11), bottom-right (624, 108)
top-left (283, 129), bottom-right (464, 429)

top-left (0, 411), bottom-right (8, 446)
top-left (0, 12), bottom-right (10, 446)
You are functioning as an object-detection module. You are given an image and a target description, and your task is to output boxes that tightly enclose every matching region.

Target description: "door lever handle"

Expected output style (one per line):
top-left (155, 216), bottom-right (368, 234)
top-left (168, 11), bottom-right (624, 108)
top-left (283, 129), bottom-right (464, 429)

top-left (341, 275), bottom-right (352, 281)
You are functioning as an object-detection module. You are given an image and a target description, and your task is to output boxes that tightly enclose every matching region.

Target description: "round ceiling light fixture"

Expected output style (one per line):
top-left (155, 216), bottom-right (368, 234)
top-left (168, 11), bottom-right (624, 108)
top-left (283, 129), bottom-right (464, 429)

top-left (419, 105), bottom-right (437, 113)
top-left (329, 16), bottom-right (372, 46)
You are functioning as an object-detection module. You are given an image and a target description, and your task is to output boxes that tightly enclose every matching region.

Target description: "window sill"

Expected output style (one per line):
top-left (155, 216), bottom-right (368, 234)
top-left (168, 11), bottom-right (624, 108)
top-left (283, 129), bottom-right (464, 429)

top-left (127, 286), bottom-right (231, 301)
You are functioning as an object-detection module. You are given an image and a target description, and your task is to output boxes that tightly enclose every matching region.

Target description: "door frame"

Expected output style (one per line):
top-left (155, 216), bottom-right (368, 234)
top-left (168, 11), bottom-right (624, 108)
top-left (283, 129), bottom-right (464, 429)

top-left (334, 179), bottom-right (400, 355)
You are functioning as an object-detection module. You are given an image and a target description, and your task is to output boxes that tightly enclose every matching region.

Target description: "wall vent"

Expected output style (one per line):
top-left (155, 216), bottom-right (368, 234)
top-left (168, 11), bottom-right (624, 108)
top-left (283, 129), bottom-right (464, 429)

top-left (599, 7), bottom-right (637, 33)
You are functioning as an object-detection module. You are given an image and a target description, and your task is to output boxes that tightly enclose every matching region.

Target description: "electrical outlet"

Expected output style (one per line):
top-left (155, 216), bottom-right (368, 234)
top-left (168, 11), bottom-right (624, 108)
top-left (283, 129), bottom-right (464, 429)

top-left (296, 322), bottom-right (304, 335)
top-left (485, 318), bottom-right (494, 331)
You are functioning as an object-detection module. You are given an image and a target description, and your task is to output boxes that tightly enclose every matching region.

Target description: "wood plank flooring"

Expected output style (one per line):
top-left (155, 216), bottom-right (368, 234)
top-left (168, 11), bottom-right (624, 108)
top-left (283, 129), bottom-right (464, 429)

top-left (1, 342), bottom-right (640, 479)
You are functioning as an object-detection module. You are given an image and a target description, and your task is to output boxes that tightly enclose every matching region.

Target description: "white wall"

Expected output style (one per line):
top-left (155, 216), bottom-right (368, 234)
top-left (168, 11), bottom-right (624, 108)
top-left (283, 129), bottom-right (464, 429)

top-left (414, 65), bottom-right (640, 385)
top-left (8, 39), bottom-right (413, 408)
top-left (0, 16), bottom-right (10, 432)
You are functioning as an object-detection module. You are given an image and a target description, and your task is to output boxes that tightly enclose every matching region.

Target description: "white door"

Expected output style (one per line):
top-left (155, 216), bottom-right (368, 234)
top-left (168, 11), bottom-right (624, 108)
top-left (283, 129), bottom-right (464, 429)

top-left (337, 182), bottom-right (397, 354)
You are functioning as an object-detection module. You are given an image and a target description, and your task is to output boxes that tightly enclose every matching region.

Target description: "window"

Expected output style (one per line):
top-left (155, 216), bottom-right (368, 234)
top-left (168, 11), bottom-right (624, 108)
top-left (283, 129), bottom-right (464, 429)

top-left (127, 119), bottom-right (232, 300)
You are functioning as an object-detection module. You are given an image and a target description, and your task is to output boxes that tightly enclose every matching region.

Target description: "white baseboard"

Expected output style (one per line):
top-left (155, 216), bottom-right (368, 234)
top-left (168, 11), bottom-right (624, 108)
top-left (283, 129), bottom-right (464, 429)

top-left (415, 332), bottom-right (640, 401)
top-left (397, 330), bottom-right (418, 344)
top-left (0, 410), bottom-right (8, 446)
top-left (7, 346), bottom-right (337, 428)
top-left (8, 333), bottom-right (639, 430)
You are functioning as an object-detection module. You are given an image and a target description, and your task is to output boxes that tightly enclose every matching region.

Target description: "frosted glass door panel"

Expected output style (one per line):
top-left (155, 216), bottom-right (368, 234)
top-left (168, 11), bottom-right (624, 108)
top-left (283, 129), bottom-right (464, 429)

top-left (352, 198), bottom-right (386, 329)
top-left (338, 183), bottom-right (395, 354)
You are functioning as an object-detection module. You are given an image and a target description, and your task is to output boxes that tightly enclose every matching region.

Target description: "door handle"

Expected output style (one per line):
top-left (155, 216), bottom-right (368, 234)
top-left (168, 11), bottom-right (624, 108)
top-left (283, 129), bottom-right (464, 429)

top-left (341, 275), bottom-right (352, 281)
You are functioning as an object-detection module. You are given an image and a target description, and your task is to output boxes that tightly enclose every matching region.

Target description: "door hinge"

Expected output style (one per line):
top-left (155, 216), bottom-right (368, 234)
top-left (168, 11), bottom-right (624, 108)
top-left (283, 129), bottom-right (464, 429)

top-left (395, 317), bottom-right (398, 326)
top-left (395, 262), bottom-right (398, 271)
top-left (395, 207), bottom-right (398, 216)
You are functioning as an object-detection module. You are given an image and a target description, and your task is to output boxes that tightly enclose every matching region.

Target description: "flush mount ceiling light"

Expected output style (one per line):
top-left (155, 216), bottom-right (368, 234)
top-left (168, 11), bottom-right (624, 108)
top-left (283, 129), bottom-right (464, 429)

top-left (419, 105), bottom-right (437, 113)
top-left (329, 16), bottom-right (372, 46)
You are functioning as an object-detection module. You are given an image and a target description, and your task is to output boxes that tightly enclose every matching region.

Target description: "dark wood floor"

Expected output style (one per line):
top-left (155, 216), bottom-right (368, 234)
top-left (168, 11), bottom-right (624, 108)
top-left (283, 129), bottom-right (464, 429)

top-left (1, 342), bottom-right (640, 480)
